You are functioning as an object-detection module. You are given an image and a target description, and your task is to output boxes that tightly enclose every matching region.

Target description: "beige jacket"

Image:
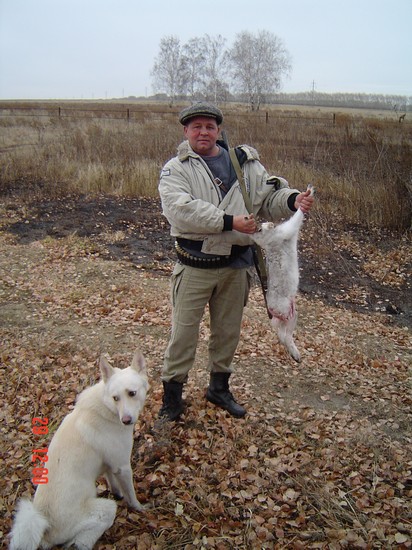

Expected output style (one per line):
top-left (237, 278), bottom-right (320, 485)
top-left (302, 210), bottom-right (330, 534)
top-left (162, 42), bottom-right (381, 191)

top-left (159, 140), bottom-right (300, 256)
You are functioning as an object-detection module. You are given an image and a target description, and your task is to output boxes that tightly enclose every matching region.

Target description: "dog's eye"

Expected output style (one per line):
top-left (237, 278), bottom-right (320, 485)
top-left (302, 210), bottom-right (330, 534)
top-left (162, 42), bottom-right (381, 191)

top-left (113, 396), bottom-right (119, 402)
top-left (128, 391), bottom-right (136, 397)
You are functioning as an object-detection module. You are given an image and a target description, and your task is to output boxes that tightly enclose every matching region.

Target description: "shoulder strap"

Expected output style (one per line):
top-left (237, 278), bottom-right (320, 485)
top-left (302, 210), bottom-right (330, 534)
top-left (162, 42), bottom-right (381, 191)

top-left (228, 148), bottom-right (272, 319)
top-left (229, 148), bottom-right (253, 213)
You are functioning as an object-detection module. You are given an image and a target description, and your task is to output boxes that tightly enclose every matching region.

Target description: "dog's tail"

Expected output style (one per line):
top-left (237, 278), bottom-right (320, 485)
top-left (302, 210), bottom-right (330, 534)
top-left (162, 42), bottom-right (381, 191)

top-left (9, 499), bottom-right (49, 550)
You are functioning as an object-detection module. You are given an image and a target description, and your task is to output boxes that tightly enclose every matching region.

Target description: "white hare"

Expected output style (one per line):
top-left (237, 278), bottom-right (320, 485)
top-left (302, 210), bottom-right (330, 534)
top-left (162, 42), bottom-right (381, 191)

top-left (252, 185), bottom-right (314, 362)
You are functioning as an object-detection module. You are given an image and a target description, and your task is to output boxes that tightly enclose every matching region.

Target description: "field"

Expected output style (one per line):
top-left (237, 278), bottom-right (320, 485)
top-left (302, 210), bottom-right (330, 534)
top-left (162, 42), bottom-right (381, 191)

top-left (0, 102), bottom-right (411, 548)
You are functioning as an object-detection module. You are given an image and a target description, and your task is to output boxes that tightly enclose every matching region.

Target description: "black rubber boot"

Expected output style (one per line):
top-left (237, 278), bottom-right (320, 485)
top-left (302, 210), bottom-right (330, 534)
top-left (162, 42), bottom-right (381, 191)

top-left (159, 381), bottom-right (184, 421)
top-left (206, 372), bottom-right (246, 418)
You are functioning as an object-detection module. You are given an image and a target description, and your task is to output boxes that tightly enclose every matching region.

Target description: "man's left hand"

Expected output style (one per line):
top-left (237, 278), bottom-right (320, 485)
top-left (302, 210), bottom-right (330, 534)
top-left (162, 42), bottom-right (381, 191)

top-left (294, 189), bottom-right (315, 213)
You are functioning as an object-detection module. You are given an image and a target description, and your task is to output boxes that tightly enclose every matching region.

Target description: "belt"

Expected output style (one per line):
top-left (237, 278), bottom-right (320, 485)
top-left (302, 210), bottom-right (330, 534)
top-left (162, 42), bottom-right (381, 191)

top-left (175, 241), bottom-right (233, 269)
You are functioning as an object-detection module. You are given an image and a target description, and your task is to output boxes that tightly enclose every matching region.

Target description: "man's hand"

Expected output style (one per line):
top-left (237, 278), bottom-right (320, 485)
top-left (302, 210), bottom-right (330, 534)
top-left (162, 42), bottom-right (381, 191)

top-left (294, 188), bottom-right (315, 213)
top-left (233, 214), bottom-right (258, 234)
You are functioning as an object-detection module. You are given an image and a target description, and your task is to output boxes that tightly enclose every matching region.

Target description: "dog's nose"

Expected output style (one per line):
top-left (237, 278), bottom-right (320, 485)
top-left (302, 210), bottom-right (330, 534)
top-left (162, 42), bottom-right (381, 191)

top-left (122, 416), bottom-right (132, 425)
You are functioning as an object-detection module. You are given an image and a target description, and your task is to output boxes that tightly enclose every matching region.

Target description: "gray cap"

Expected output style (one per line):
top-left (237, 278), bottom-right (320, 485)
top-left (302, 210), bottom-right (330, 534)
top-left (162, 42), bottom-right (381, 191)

top-left (179, 102), bottom-right (223, 125)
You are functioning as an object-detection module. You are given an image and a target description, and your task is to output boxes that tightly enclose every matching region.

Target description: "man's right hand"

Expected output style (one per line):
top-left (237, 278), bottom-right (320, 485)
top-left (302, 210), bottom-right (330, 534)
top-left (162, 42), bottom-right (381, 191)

top-left (233, 214), bottom-right (257, 234)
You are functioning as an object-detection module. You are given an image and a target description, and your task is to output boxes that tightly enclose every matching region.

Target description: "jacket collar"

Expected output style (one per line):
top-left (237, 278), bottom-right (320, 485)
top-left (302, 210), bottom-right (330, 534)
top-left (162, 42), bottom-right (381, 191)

top-left (177, 140), bottom-right (199, 162)
top-left (177, 139), bottom-right (259, 162)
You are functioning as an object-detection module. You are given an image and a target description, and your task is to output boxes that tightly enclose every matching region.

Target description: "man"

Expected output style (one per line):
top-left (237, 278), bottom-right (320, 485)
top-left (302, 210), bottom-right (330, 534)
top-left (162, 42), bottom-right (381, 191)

top-left (158, 102), bottom-right (314, 421)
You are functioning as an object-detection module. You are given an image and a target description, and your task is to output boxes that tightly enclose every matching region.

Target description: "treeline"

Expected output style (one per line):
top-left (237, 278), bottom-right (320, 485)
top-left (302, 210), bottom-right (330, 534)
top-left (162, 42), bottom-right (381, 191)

top-left (143, 91), bottom-right (411, 113)
top-left (271, 92), bottom-right (411, 112)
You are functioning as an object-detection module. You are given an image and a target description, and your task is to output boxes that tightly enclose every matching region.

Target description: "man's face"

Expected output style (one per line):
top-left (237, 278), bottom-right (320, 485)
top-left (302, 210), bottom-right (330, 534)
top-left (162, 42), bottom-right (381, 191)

top-left (184, 116), bottom-right (220, 156)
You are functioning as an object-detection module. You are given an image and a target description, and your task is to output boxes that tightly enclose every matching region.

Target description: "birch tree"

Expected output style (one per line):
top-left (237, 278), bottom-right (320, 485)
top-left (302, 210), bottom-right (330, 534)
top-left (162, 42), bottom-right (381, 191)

top-left (202, 34), bottom-right (229, 103)
top-left (182, 38), bottom-right (206, 101)
top-left (151, 36), bottom-right (187, 105)
top-left (229, 30), bottom-right (291, 110)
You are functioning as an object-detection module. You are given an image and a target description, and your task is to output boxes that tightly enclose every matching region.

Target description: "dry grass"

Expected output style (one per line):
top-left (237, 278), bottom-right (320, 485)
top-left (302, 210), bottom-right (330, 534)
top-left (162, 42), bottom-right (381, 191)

top-left (0, 101), bottom-right (411, 230)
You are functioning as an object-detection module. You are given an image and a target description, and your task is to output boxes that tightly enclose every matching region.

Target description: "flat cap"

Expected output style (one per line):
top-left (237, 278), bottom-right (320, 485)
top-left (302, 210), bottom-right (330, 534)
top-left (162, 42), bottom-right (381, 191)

top-left (179, 102), bottom-right (223, 125)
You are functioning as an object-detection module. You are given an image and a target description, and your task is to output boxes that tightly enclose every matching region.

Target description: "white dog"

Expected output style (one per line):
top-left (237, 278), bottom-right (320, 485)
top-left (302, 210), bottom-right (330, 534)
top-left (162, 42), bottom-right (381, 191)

top-left (252, 186), bottom-right (314, 362)
top-left (9, 351), bottom-right (149, 550)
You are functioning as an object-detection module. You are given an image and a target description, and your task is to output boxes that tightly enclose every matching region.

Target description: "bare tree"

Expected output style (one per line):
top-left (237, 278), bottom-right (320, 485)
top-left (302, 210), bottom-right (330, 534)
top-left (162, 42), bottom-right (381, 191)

top-left (181, 38), bottom-right (207, 101)
top-left (151, 31), bottom-right (290, 107)
top-left (229, 30), bottom-right (291, 110)
top-left (202, 34), bottom-right (229, 103)
top-left (151, 36), bottom-right (187, 106)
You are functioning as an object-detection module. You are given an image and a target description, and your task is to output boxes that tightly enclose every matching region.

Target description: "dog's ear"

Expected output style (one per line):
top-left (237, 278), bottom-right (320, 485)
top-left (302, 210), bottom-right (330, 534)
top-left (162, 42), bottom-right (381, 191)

top-left (99, 355), bottom-right (114, 382)
top-left (131, 350), bottom-right (146, 376)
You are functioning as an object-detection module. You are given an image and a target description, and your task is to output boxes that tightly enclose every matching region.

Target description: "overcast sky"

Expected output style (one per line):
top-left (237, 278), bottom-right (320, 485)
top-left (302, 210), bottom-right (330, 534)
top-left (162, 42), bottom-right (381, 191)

top-left (1, 0), bottom-right (411, 100)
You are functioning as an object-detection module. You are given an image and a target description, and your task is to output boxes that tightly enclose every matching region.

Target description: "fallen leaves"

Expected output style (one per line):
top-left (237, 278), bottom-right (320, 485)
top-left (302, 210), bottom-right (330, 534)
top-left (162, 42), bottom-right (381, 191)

top-left (1, 196), bottom-right (411, 548)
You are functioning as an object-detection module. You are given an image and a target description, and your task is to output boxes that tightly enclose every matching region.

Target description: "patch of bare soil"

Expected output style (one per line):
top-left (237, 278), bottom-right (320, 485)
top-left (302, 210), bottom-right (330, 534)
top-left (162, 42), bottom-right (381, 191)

top-left (3, 193), bottom-right (410, 327)
top-left (1, 192), bottom-right (411, 549)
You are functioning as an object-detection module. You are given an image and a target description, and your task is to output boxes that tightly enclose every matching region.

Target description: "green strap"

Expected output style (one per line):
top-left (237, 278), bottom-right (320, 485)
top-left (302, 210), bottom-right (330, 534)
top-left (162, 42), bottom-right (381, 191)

top-left (228, 148), bottom-right (272, 319)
